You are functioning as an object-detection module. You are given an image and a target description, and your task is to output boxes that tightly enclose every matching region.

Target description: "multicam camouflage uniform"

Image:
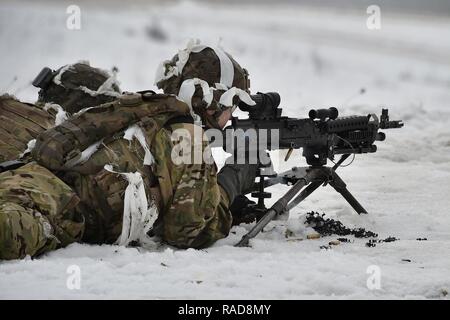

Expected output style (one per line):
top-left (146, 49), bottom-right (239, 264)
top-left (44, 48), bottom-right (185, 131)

top-left (30, 92), bottom-right (233, 248)
top-left (0, 162), bottom-right (83, 259)
top-left (0, 62), bottom-right (121, 259)
top-left (0, 95), bottom-right (55, 162)
top-left (0, 42), bottom-right (253, 259)
top-left (0, 92), bottom-right (232, 259)
top-left (0, 61), bottom-right (121, 162)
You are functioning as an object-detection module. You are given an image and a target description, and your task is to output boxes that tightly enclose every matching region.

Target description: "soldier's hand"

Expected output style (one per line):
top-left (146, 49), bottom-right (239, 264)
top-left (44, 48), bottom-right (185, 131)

top-left (229, 195), bottom-right (258, 226)
top-left (217, 159), bottom-right (258, 204)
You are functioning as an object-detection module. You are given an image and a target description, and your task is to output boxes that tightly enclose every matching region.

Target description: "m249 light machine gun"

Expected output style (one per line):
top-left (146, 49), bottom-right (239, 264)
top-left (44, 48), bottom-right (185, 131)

top-left (226, 92), bottom-right (403, 247)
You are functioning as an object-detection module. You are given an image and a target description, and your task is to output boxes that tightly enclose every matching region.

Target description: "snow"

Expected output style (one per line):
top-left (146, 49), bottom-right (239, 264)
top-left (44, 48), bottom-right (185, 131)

top-left (1, 0), bottom-right (450, 299)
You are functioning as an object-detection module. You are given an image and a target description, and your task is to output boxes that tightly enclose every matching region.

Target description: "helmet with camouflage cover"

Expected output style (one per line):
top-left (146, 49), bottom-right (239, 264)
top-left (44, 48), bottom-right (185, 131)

top-left (34, 61), bottom-right (121, 114)
top-left (155, 40), bottom-right (254, 129)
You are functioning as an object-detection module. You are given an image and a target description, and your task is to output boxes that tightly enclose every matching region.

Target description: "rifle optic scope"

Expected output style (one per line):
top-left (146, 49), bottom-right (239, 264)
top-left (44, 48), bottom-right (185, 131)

top-left (238, 92), bottom-right (281, 120)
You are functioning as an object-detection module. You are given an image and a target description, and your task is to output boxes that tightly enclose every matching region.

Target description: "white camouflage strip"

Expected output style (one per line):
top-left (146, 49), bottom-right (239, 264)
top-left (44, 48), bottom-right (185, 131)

top-left (154, 39), bottom-right (235, 88)
top-left (178, 78), bottom-right (214, 108)
top-left (52, 64), bottom-right (72, 85)
top-left (123, 124), bottom-right (155, 165)
top-left (104, 164), bottom-right (158, 247)
top-left (43, 103), bottom-right (69, 126)
top-left (53, 60), bottom-right (120, 97)
top-left (219, 87), bottom-right (256, 111)
top-left (64, 139), bottom-right (104, 168)
top-left (177, 78), bottom-right (215, 122)
top-left (154, 39), bottom-right (208, 84)
top-left (18, 139), bottom-right (36, 159)
top-left (212, 45), bottom-right (234, 88)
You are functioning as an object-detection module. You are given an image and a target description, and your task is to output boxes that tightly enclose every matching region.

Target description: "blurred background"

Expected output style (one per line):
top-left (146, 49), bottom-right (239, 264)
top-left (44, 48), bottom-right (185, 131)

top-left (0, 0), bottom-right (449, 165)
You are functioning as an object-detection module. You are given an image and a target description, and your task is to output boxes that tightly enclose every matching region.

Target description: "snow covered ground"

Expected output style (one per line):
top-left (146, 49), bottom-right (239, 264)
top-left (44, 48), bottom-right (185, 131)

top-left (0, 0), bottom-right (449, 299)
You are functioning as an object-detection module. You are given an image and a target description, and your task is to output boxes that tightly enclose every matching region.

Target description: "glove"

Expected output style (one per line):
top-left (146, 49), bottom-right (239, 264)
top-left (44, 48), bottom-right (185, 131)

top-left (229, 195), bottom-right (258, 226)
top-left (217, 160), bottom-right (258, 205)
top-left (229, 195), bottom-right (255, 215)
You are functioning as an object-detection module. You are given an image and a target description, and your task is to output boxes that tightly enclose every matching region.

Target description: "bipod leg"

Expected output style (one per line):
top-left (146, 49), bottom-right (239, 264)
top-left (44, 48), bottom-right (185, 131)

top-left (287, 180), bottom-right (323, 211)
top-left (328, 172), bottom-right (368, 214)
top-left (235, 169), bottom-right (322, 247)
top-left (286, 154), bottom-right (351, 211)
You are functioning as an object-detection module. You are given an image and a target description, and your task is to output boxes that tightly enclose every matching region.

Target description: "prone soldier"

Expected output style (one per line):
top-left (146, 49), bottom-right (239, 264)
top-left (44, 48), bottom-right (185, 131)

top-left (0, 43), bottom-right (258, 259)
top-left (0, 61), bottom-right (122, 259)
top-left (0, 61), bottom-right (121, 163)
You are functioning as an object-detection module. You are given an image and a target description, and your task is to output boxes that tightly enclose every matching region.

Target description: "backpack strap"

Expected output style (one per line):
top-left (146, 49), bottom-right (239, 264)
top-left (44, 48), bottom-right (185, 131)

top-left (32, 93), bottom-right (191, 170)
top-left (0, 160), bottom-right (26, 173)
top-left (165, 115), bottom-right (195, 127)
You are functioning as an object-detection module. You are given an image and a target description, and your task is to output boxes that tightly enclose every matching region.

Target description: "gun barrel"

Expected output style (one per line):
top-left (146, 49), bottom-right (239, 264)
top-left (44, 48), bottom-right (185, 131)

top-left (230, 92), bottom-right (404, 166)
top-left (380, 109), bottom-right (404, 129)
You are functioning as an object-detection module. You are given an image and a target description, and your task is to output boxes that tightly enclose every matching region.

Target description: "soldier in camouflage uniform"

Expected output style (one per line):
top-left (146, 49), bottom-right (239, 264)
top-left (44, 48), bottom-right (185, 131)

top-left (0, 42), bottom-right (257, 259)
top-left (0, 61), bottom-right (121, 163)
top-left (0, 62), bottom-right (121, 259)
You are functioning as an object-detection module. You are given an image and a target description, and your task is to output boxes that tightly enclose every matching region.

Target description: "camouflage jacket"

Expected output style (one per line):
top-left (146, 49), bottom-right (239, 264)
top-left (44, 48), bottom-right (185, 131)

top-left (0, 94), bottom-right (55, 162)
top-left (32, 92), bottom-right (232, 248)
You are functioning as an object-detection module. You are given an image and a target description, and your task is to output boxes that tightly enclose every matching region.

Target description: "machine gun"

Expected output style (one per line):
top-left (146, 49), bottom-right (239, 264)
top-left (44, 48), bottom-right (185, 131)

top-left (225, 92), bottom-right (403, 247)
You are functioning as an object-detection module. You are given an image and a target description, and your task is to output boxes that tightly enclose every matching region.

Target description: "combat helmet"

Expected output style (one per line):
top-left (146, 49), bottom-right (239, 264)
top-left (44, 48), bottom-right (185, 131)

top-left (155, 39), bottom-right (254, 129)
top-left (33, 61), bottom-right (121, 114)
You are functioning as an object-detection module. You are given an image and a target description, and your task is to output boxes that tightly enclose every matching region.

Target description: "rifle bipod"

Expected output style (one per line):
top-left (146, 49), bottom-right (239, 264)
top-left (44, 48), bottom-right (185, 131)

top-left (235, 154), bottom-right (368, 247)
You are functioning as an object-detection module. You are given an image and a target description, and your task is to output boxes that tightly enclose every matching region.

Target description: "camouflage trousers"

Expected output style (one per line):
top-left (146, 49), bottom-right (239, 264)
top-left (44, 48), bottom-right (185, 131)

top-left (0, 165), bottom-right (231, 261)
top-left (0, 163), bottom-right (84, 260)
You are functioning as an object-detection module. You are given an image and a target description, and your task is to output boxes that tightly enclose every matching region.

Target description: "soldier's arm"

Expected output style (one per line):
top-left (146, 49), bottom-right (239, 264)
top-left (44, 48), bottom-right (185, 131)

top-left (152, 124), bottom-right (233, 249)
